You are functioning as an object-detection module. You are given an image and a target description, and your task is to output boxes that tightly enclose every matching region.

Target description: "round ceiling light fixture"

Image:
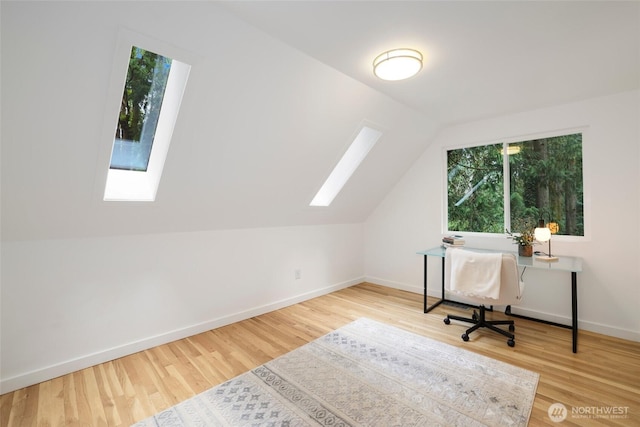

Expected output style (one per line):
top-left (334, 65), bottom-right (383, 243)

top-left (373, 48), bottom-right (423, 81)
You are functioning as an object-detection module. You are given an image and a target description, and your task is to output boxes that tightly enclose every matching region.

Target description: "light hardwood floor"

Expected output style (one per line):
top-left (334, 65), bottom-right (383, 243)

top-left (2, 282), bottom-right (639, 426)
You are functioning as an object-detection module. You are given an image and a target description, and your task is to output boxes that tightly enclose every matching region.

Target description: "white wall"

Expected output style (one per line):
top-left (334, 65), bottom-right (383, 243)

top-left (365, 90), bottom-right (640, 342)
top-left (2, 0), bottom-right (638, 396)
top-left (0, 0), bottom-right (430, 393)
top-left (0, 223), bottom-right (364, 393)
top-left (0, 1), bottom-right (434, 242)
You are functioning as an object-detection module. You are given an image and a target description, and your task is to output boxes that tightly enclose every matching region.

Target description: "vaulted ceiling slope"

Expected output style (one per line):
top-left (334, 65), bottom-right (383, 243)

top-left (0, 1), bottom-right (434, 241)
top-left (222, 1), bottom-right (640, 126)
top-left (1, 1), bottom-right (638, 241)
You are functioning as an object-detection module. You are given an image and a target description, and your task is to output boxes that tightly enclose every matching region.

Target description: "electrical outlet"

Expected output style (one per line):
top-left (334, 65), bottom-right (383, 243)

top-left (294, 269), bottom-right (301, 280)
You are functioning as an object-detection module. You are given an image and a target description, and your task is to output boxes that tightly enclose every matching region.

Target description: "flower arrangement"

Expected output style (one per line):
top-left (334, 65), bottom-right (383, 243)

top-left (505, 224), bottom-right (536, 246)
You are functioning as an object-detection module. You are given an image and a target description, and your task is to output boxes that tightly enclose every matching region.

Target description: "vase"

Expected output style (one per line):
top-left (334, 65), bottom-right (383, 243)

top-left (518, 245), bottom-right (533, 257)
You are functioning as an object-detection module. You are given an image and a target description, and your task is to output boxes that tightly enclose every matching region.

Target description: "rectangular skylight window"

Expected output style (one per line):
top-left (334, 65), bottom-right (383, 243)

top-left (104, 45), bottom-right (190, 201)
top-left (310, 126), bottom-right (382, 207)
top-left (110, 47), bottom-right (172, 172)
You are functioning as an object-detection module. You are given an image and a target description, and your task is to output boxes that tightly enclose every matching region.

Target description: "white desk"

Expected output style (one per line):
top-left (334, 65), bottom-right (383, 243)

top-left (417, 246), bottom-right (583, 353)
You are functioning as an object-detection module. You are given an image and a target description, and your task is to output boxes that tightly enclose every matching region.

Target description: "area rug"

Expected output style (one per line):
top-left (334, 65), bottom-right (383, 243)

top-left (132, 318), bottom-right (539, 426)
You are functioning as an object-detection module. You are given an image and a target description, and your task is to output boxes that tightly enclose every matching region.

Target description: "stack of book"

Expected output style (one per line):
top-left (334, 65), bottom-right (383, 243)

top-left (442, 235), bottom-right (465, 248)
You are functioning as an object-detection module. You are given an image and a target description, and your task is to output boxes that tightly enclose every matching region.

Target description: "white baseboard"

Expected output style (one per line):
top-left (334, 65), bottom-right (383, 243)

top-left (365, 278), bottom-right (640, 343)
top-left (365, 276), bottom-right (425, 295)
top-left (506, 306), bottom-right (640, 342)
top-left (0, 278), bottom-right (362, 394)
top-left (580, 322), bottom-right (640, 342)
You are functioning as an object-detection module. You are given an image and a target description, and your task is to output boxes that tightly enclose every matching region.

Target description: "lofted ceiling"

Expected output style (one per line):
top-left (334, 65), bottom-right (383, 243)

top-left (221, 1), bottom-right (640, 126)
top-left (1, 1), bottom-right (638, 241)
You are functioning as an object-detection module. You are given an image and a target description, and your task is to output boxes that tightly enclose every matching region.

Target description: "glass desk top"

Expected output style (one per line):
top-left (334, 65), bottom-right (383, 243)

top-left (417, 246), bottom-right (583, 273)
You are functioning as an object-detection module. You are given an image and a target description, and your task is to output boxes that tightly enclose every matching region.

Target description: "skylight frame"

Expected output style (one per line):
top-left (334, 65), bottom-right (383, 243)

top-left (104, 56), bottom-right (190, 201)
top-left (310, 125), bottom-right (382, 207)
top-left (97, 29), bottom-right (193, 203)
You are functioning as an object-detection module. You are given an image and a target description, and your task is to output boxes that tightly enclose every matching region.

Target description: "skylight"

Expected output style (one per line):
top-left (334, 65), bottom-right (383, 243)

top-left (103, 45), bottom-right (190, 201)
top-left (310, 126), bottom-right (382, 207)
top-left (110, 47), bottom-right (171, 172)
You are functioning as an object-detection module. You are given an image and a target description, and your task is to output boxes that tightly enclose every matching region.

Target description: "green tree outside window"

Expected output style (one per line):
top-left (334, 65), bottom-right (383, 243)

top-left (110, 46), bottom-right (172, 171)
top-left (447, 133), bottom-right (584, 236)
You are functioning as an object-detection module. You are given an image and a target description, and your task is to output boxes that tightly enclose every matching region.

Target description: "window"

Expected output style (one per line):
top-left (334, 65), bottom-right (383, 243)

top-left (103, 45), bottom-right (190, 201)
top-left (110, 47), bottom-right (172, 172)
top-left (447, 132), bottom-right (584, 236)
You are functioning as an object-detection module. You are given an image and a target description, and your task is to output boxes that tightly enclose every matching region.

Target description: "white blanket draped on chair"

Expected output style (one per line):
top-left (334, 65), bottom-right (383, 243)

top-left (448, 248), bottom-right (503, 300)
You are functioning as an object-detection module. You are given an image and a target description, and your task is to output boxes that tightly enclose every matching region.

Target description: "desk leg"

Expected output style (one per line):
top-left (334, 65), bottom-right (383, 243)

top-left (424, 255), bottom-right (445, 313)
top-left (505, 271), bottom-right (579, 353)
top-left (572, 271), bottom-right (578, 353)
top-left (441, 257), bottom-right (445, 303)
top-left (423, 255), bottom-right (427, 313)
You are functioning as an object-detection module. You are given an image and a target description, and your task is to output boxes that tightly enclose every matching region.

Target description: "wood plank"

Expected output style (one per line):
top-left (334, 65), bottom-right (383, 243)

top-left (1, 282), bottom-right (639, 426)
top-left (11, 385), bottom-right (39, 427)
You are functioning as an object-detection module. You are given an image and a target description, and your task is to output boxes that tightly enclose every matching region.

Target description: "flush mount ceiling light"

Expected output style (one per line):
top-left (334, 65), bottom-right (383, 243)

top-left (373, 48), bottom-right (423, 81)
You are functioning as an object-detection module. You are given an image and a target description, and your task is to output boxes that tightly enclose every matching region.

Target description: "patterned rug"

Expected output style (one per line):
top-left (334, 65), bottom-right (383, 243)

top-left (132, 318), bottom-right (539, 426)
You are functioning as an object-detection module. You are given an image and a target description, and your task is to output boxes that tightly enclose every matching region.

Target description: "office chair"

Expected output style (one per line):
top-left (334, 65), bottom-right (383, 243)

top-left (443, 248), bottom-right (525, 347)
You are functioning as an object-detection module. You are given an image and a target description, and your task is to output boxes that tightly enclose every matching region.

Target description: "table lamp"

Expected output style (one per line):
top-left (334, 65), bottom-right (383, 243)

top-left (534, 219), bottom-right (558, 261)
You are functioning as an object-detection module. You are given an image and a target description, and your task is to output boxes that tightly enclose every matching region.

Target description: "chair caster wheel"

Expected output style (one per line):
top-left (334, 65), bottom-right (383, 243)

top-left (509, 324), bottom-right (515, 332)
top-left (508, 339), bottom-right (515, 347)
top-left (444, 317), bottom-right (451, 325)
top-left (461, 333), bottom-right (469, 342)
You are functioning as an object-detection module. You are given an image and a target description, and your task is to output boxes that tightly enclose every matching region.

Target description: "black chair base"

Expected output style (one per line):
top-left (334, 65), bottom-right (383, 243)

top-left (444, 305), bottom-right (516, 347)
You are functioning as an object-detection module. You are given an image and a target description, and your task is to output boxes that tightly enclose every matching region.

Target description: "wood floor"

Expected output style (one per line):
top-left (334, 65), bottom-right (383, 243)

top-left (2, 282), bottom-right (639, 426)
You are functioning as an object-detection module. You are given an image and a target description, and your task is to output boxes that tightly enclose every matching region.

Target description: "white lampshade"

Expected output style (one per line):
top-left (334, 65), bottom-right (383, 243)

top-left (535, 226), bottom-right (551, 242)
top-left (373, 49), bottom-right (423, 81)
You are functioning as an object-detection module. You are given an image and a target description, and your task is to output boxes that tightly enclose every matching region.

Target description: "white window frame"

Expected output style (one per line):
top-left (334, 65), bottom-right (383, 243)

top-left (442, 127), bottom-right (590, 242)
